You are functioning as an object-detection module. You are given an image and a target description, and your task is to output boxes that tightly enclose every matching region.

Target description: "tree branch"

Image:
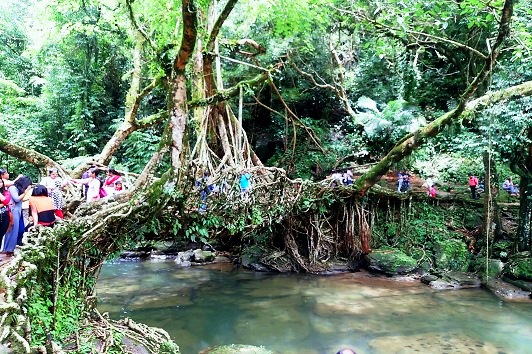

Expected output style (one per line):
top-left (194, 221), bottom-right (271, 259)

top-left (333, 6), bottom-right (488, 59)
top-left (353, 0), bottom-right (515, 197)
top-left (206, 0), bottom-right (239, 53)
top-left (174, 0), bottom-right (198, 72)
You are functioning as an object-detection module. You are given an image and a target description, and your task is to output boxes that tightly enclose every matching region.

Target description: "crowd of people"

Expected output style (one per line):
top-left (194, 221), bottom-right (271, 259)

top-left (0, 166), bottom-right (126, 260)
top-left (327, 169), bottom-right (354, 187)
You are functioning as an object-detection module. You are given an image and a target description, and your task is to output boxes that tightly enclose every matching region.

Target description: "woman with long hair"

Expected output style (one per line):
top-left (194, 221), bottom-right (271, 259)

top-left (1, 176), bottom-right (32, 256)
top-left (103, 168), bottom-right (122, 195)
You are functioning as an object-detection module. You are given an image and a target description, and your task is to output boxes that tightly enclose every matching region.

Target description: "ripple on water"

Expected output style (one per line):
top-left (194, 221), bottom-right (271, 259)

top-left (127, 291), bottom-right (193, 310)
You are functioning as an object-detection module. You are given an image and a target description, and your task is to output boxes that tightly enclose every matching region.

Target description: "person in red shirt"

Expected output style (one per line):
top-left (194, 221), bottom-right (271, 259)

top-left (468, 174), bottom-right (479, 199)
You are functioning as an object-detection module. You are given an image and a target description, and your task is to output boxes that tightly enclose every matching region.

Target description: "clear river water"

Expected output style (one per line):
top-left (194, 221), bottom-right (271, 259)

top-left (96, 260), bottom-right (532, 354)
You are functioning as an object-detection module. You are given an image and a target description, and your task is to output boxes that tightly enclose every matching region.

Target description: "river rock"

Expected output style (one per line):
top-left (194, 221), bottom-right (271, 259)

top-left (485, 277), bottom-right (531, 301)
top-left (428, 271), bottom-right (481, 289)
top-left (502, 276), bottom-right (532, 292)
top-left (366, 249), bottom-right (417, 275)
top-left (175, 250), bottom-right (194, 267)
top-left (234, 305), bottom-right (309, 344)
top-left (193, 249), bottom-right (215, 262)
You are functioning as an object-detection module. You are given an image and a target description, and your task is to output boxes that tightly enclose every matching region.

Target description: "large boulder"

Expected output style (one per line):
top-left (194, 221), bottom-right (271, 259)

top-left (193, 249), bottom-right (215, 262)
top-left (471, 258), bottom-right (504, 279)
top-left (428, 271), bottom-right (481, 290)
top-left (366, 249), bottom-right (417, 275)
top-left (503, 252), bottom-right (532, 281)
top-left (433, 238), bottom-right (470, 271)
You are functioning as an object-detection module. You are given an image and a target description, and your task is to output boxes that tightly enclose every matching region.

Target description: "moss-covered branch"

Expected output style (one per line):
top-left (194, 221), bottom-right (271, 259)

top-left (188, 70), bottom-right (271, 108)
top-left (353, 0), bottom-right (517, 197)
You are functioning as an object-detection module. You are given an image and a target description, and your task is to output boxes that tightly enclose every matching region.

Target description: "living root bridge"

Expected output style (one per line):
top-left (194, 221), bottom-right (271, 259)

top-left (0, 166), bottom-right (379, 352)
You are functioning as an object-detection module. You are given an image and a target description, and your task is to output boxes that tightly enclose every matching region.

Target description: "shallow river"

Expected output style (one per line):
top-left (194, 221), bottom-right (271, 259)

top-left (96, 260), bottom-right (532, 354)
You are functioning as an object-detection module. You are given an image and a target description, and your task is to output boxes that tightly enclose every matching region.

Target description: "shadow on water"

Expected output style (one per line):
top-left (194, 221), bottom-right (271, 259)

top-left (96, 260), bottom-right (532, 354)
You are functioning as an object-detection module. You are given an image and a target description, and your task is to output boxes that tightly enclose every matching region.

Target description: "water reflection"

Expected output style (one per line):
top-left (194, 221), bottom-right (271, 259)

top-left (96, 260), bottom-right (532, 354)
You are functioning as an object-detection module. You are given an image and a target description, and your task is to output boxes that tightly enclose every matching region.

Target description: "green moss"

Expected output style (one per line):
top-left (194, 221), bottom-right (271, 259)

top-left (504, 252), bottom-right (532, 281)
top-left (471, 258), bottom-right (504, 278)
top-left (434, 239), bottom-right (470, 271)
top-left (368, 249), bottom-right (417, 275)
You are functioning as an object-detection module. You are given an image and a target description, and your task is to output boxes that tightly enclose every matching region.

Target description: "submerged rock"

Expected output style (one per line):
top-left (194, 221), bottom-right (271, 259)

top-left (369, 332), bottom-right (505, 354)
top-left (200, 344), bottom-right (274, 354)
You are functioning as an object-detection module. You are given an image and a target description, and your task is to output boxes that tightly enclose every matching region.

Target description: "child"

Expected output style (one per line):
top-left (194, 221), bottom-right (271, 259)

top-left (429, 185), bottom-right (436, 198)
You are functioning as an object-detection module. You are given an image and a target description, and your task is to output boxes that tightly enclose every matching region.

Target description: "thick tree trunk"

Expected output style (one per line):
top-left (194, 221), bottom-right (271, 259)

top-left (515, 138), bottom-right (532, 252)
top-left (168, 0), bottom-right (197, 170)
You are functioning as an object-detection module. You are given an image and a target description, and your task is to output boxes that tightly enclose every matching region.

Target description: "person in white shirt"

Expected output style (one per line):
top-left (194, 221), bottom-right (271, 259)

top-left (425, 175), bottom-right (434, 195)
top-left (70, 168), bottom-right (102, 203)
top-left (40, 168), bottom-right (68, 218)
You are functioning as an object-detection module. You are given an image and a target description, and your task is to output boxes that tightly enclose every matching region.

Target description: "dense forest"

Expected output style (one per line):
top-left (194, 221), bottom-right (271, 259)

top-left (0, 0), bottom-right (531, 352)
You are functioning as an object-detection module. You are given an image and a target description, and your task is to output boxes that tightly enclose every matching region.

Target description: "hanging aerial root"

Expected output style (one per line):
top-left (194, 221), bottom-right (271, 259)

top-left (72, 309), bottom-right (179, 354)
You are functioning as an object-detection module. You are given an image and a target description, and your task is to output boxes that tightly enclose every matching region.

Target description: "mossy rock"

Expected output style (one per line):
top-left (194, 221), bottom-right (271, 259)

top-left (503, 252), bottom-right (532, 281)
top-left (434, 238), bottom-right (470, 271)
top-left (471, 258), bottom-right (504, 279)
top-left (203, 344), bottom-right (274, 354)
top-left (492, 240), bottom-right (512, 260)
top-left (463, 210), bottom-right (482, 229)
top-left (367, 249), bottom-right (417, 275)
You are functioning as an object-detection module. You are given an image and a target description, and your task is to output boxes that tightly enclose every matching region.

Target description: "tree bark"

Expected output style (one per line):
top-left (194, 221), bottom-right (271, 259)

top-left (168, 0), bottom-right (198, 170)
top-left (515, 130), bottom-right (532, 252)
top-left (481, 150), bottom-right (499, 254)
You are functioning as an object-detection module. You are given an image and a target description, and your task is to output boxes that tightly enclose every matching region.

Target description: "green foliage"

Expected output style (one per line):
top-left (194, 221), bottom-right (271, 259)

top-left (434, 238), bottom-right (470, 271)
top-left (373, 201), bottom-right (472, 270)
top-left (353, 97), bottom-right (427, 154)
top-left (504, 252), bottom-right (532, 281)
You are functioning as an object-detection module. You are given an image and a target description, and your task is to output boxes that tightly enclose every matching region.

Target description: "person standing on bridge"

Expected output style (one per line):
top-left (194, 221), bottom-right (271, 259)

top-left (1, 176), bottom-right (32, 256)
top-left (468, 173), bottom-right (479, 199)
top-left (40, 168), bottom-right (68, 219)
top-left (397, 171), bottom-right (404, 193)
top-left (70, 168), bottom-right (102, 203)
top-left (425, 174), bottom-right (434, 195)
top-left (239, 171), bottom-right (252, 201)
top-left (0, 178), bottom-right (12, 251)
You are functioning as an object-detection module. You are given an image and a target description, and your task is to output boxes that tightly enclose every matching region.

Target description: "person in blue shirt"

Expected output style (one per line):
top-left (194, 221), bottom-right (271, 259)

top-left (239, 172), bottom-right (251, 200)
top-left (397, 171), bottom-right (404, 193)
